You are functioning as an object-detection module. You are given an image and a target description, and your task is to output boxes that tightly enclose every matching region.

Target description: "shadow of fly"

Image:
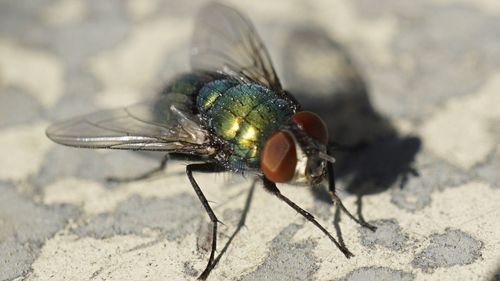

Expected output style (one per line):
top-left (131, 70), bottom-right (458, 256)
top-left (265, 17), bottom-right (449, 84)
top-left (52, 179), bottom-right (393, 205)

top-left (46, 3), bottom-right (376, 280)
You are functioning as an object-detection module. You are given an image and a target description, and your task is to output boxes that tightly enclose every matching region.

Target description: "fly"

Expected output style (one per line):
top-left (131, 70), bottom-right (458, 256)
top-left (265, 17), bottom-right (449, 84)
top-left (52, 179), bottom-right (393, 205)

top-left (46, 3), bottom-right (376, 280)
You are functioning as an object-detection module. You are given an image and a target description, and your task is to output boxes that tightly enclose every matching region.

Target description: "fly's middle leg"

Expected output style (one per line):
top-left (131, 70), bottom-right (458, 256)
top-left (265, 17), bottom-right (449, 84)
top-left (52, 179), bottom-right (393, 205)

top-left (186, 163), bottom-right (225, 280)
top-left (211, 178), bottom-right (257, 273)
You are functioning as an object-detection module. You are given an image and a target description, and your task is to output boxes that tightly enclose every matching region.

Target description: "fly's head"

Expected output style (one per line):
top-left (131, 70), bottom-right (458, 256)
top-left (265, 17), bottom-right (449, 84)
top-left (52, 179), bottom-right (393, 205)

top-left (260, 111), bottom-right (334, 186)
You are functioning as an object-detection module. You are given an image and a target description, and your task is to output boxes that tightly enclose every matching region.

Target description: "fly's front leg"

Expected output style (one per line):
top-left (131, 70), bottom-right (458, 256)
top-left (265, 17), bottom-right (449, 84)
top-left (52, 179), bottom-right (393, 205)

top-left (327, 159), bottom-right (377, 232)
top-left (106, 154), bottom-right (169, 183)
top-left (186, 163), bottom-right (225, 280)
top-left (262, 177), bottom-right (354, 258)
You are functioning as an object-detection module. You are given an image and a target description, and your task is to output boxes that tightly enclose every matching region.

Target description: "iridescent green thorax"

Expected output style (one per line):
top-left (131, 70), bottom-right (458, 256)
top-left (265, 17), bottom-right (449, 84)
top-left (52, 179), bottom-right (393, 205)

top-left (197, 79), bottom-right (295, 169)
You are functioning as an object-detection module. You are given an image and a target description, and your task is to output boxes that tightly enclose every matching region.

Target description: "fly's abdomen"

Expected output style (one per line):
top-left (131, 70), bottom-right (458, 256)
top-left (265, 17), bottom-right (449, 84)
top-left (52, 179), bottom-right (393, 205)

top-left (197, 81), bottom-right (295, 168)
top-left (162, 72), bottom-right (218, 97)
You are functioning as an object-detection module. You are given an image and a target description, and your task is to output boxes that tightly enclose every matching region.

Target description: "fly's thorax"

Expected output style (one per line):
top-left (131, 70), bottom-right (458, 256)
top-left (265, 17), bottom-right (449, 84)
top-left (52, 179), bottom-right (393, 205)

top-left (260, 111), bottom-right (332, 185)
top-left (197, 79), bottom-right (237, 112)
top-left (197, 81), bottom-right (296, 168)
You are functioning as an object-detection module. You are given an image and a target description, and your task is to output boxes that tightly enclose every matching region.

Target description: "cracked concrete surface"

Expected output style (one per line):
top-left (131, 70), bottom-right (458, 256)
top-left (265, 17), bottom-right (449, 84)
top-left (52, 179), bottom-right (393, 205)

top-left (1, 0), bottom-right (500, 280)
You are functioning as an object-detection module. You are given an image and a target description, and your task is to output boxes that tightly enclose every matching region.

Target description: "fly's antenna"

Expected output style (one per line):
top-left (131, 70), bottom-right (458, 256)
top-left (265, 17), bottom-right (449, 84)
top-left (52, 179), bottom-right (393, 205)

top-left (318, 151), bottom-right (336, 163)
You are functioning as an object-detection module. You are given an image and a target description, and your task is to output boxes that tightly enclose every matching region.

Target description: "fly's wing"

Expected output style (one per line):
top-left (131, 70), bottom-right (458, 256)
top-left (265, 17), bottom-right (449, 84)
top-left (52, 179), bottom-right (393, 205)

top-left (46, 93), bottom-right (214, 155)
top-left (191, 2), bottom-right (283, 92)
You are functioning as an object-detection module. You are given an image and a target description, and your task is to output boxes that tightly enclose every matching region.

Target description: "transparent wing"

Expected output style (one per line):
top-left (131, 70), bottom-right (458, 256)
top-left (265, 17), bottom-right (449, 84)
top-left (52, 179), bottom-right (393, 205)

top-left (46, 94), bottom-right (214, 155)
top-left (191, 2), bottom-right (282, 92)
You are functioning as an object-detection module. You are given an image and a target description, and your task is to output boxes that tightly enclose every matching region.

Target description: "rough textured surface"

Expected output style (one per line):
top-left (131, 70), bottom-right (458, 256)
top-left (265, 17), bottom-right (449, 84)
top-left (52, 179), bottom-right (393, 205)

top-left (0, 182), bottom-right (78, 281)
top-left (336, 267), bottom-right (414, 281)
top-left (240, 224), bottom-right (318, 281)
top-left (412, 229), bottom-right (483, 273)
top-left (1, 1), bottom-right (500, 280)
top-left (73, 193), bottom-right (201, 240)
top-left (359, 219), bottom-right (407, 251)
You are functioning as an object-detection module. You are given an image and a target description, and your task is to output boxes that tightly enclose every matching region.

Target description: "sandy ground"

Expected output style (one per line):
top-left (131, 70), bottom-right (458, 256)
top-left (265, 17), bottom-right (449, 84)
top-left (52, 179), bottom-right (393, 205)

top-left (1, 0), bottom-right (500, 280)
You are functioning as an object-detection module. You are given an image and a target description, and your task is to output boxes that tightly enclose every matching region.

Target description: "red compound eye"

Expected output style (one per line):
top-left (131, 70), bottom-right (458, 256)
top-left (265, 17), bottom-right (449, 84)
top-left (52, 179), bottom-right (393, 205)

top-left (292, 111), bottom-right (328, 144)
top-left (260, 131), bottom-right (297, 183)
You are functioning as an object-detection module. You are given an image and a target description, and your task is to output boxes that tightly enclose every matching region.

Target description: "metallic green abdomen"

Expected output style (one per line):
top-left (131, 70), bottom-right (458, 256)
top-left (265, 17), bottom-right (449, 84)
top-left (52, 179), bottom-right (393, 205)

top-left (198, 80), bottom-right (295, 168)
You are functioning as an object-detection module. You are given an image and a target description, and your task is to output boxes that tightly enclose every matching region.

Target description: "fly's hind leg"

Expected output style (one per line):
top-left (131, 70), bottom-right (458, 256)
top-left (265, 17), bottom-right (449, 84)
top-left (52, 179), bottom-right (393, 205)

top-left (106, 154), bottom-right (169, 183)
top-left (186, 163), bottom-right (226, 280)
top-left (327, 160), bottom-right (377, 232)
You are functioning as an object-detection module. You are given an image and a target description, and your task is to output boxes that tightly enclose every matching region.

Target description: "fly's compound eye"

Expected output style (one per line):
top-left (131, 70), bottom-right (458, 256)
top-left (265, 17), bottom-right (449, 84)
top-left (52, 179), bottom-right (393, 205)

top-left (260, 131), bottom-right (297, 183)
top-left (292, 111), bottom-right (328, 144)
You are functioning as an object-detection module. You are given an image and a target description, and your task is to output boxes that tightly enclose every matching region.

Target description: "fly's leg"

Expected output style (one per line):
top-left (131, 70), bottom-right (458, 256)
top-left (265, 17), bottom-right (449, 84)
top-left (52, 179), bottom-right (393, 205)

top-left (211, 178), bottom-right (257, 269)
top-left (186, 163), bottom-right (225, 281)
top-left (327, 160), bottom-right (377, 232)
top-left (262, 177), bottom-right (354, 258)
top-left (106, 154), bottom-right (169, 183)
